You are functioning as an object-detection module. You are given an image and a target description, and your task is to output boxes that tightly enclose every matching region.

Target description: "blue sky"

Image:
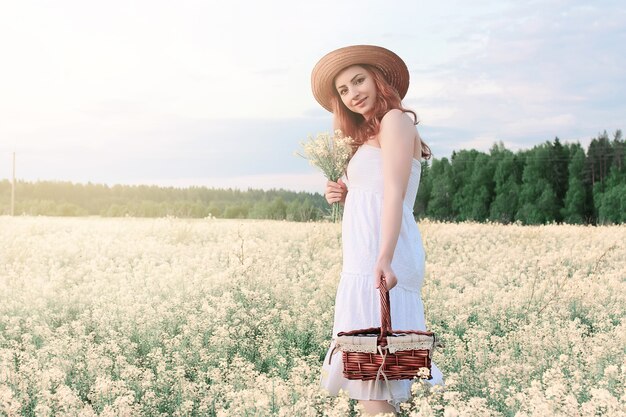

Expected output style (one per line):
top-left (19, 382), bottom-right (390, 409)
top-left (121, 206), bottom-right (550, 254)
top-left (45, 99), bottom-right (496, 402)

top-left (0, 0), bottom-right (624, 193)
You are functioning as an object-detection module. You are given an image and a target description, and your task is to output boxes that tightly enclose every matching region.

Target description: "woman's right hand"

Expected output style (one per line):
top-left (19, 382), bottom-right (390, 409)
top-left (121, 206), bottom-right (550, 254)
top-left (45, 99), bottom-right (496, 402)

top-left (325, 178), bottom-right (347, 205)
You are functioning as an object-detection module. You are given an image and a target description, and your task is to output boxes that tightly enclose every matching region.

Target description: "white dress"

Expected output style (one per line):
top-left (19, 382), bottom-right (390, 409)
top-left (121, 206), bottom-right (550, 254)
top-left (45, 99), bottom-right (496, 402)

top-left (320, 143), bottom-right (445, 413)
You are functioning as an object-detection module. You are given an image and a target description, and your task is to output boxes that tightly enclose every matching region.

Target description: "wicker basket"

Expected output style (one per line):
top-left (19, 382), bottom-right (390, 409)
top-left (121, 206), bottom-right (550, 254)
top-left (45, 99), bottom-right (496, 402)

top-left (328, 278), bottom-right (443, 382)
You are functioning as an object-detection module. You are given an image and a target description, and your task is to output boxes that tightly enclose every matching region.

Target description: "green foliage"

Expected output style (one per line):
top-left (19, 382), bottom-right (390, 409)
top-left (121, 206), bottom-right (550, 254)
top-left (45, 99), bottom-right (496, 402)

top-left (426, 158), bottom-right (455, 220)
top-left (467, 153), bottom-right (496, 221)
top-left (413, 161), bottom-right (432, 219)
top-left (585, 131), bottom-right (613, 188)
top-left (286, 197), bottom-right (321, 222)
top-left (0, 181), bottom-right (327, 222)
top-left (595, 165), bottom-right (626, 224)
top-left (549, 137), bottom-right (569, 215)
top-left (451, 150), bottom-right (481, 221)
top-left (516, 144), bottom-right (559, 224)
top-left (562, 147), bottom-right (588, 224)
top-left (489, 146), bottom-right (521, 223)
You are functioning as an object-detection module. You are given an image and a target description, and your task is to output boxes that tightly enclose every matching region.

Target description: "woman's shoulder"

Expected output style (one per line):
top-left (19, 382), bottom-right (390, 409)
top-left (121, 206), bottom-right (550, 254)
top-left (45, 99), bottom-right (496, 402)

top-left (379, 109), bottom-right (417, 136)
top-left (380, 109), bottom-right (416, 127)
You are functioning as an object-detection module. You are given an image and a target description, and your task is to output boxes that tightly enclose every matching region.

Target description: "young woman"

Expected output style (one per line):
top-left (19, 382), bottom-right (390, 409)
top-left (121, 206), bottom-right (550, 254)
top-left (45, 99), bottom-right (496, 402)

top-left (311, 45), bottom-right (445, 416)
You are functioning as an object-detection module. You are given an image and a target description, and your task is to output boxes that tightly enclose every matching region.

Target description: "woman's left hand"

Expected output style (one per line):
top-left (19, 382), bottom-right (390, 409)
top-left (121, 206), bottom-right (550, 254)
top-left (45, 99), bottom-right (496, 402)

top-left (374, 258), bottom-right (398, 290)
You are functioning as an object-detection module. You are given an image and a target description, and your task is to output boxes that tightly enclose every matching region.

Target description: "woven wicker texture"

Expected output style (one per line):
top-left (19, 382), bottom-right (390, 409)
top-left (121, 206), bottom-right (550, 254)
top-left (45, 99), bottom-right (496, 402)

top-left (333, 278), bottom-right (439, 381)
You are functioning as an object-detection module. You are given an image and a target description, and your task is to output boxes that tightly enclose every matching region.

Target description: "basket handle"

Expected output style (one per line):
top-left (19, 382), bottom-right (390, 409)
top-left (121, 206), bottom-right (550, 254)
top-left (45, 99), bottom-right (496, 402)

top-left (379, 277), bottom-right (392, 339)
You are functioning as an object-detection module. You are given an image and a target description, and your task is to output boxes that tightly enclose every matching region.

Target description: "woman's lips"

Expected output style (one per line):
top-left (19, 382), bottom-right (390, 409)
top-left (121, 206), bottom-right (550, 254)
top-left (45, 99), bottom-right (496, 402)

top-left (354, 97), bottom-right (367, 107)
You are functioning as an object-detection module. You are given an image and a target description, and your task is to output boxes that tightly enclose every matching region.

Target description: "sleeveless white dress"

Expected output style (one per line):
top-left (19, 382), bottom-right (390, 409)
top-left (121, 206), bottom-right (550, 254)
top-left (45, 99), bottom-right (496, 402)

top-left (319, 143), bottom-right (445, 413)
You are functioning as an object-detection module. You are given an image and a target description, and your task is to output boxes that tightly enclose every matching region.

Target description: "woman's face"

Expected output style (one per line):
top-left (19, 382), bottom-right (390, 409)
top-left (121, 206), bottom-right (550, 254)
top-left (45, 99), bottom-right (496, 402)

top-left (334, 65), bottom-right (377, 118)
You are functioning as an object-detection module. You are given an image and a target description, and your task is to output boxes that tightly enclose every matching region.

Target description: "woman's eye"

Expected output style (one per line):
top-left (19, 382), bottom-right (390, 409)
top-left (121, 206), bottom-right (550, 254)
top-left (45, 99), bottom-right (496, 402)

top-left (340, 89), bottom-right (347, 95)
top-left (355, 78), bottom-right (364, 85)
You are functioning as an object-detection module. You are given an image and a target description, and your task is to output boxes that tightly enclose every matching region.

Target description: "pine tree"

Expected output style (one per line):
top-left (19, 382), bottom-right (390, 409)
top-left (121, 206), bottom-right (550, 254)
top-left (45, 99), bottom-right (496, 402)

top-left (561, 146), bottom-right (588, 224)
top-left (489, 149), bottom-right (521, 223)
top-left (595, 165), bottom-right (626, 224)
top-left (585, 131), bottom-right (613, 190)
top-left (426, 158), bottom-right (454, 220)
top-left (467, 153), bottom-right (496, 221)
top-left (611, 129), bottom-right (624, 171)
top-left (450, 149), bottom-right (480, 221)
top-left (594, 132), bottom-right (626, 224)
top-left (516, 145), bottom-right (559, 224)
top-left (413, 160), bottom-right (432, 219)
top-left (549, 137), bottom-right (569, 221)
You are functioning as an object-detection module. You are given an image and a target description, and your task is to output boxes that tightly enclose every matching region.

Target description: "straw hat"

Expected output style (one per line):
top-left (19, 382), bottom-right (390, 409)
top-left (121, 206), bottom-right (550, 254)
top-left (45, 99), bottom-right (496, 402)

top-left (311, 45), bottom-right (410, 113)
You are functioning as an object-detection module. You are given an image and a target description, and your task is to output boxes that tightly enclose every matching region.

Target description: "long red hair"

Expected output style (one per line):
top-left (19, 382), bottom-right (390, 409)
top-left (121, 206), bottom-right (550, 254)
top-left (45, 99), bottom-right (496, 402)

top-left (331, 64), bottom-right (432, 160)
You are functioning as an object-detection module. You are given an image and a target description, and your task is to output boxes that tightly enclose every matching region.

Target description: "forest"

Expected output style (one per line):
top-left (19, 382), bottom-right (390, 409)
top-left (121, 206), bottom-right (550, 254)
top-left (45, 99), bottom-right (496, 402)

top-left (1, 130), bottom-right (624, 225)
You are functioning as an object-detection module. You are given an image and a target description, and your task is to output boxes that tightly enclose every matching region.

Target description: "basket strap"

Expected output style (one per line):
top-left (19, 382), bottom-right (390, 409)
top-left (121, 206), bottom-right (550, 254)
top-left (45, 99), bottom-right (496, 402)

top-left (379, 278), bottom-right (391, 339)
top-left (328, 343), bottom-right (338, 365)
top-left (428, 334), bottom-right (435, 360)
top-left (373, 345), bottom-right (395, 401)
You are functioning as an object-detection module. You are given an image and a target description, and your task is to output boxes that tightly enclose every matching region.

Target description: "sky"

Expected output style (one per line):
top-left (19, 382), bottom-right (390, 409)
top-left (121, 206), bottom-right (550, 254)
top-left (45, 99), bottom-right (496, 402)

top-left (0, 0), bottom-right (624, 194)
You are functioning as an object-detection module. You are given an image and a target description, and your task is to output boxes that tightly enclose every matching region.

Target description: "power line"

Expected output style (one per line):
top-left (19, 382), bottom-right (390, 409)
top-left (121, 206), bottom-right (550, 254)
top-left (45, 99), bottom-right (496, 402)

top-left (11, 152), bottom-right (15, 216)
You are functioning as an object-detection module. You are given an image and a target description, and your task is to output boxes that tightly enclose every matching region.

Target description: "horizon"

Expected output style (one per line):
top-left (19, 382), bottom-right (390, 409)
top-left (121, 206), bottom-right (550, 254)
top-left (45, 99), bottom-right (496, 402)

top-left (2, 131), bottom-right (617, 194)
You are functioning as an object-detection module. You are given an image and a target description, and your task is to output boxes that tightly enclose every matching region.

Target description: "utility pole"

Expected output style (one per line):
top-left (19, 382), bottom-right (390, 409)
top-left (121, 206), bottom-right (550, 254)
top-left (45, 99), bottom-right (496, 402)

top-left (11, 152), bottom-right (15, 216)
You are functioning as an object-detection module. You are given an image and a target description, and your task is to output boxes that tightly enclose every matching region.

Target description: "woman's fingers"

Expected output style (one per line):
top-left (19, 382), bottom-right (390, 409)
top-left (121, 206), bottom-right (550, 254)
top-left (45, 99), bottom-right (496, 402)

top-left (325, 191), bottom-right (343, 204)
top-left (327, 181), bottom-right (343, 191)
top-left (325, 190), bottom-right (343, 203)
top-left (325, 180), bottom-right (347, 204)
top-left (375, 273), bottom-right (397, 291)
top-left (374, 262), bottom-right (398, 291)
top-left (383, 274), bottom-right (398, 290)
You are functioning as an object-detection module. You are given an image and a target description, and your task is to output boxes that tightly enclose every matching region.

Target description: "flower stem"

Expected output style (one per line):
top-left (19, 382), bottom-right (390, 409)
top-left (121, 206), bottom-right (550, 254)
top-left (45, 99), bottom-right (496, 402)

top-left (331, 202), bottom-right (340, 223)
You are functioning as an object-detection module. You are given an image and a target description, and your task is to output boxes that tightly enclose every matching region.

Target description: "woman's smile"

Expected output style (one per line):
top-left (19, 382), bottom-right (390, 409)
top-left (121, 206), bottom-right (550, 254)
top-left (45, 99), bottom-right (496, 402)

top-left (354, 97), bottom-right (367, 107)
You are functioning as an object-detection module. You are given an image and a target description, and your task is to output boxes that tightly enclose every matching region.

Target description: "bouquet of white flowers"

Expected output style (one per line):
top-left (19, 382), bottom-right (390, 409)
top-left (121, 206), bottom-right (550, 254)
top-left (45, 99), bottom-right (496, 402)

top-left (295, 130), bottom-right (353, 223)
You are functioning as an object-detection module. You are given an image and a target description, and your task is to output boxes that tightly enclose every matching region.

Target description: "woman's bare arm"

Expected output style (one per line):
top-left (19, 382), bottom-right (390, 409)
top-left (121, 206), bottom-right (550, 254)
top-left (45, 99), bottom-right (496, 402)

top-left (377, 109), bottom-right (415, 264)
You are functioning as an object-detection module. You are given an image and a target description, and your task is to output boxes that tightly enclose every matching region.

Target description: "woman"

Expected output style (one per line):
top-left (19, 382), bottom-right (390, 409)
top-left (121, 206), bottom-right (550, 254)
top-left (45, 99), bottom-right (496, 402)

top-left (312, 45), bottom-right (445, 416)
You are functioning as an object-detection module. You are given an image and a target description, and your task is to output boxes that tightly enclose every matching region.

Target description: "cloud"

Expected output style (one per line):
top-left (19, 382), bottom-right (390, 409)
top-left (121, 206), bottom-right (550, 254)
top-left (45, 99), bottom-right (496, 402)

top-left (403, 0), bottom-right (626, 157)
top-left (1, 1), bottom-right (624, 191)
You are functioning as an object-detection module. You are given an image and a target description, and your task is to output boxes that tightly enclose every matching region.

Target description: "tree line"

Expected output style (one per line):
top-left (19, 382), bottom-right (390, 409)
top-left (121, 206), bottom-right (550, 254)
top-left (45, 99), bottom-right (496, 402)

top-left (0, 130), bottom-right (623, 224)
top-left (0, 182), bottom-right (327, 222)
top-left (414, 130), bottom-right (624, 225)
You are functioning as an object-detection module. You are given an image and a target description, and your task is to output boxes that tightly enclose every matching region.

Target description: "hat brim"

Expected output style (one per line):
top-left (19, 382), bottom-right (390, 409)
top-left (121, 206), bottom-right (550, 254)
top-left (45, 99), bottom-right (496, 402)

top-left (311, 45), bottom-right (409, 113)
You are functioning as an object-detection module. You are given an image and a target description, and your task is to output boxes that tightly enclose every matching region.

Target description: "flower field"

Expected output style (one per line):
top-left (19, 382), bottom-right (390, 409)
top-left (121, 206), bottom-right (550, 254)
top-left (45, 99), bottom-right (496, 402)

top-left (0, 216), bottom-right (624, 416)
